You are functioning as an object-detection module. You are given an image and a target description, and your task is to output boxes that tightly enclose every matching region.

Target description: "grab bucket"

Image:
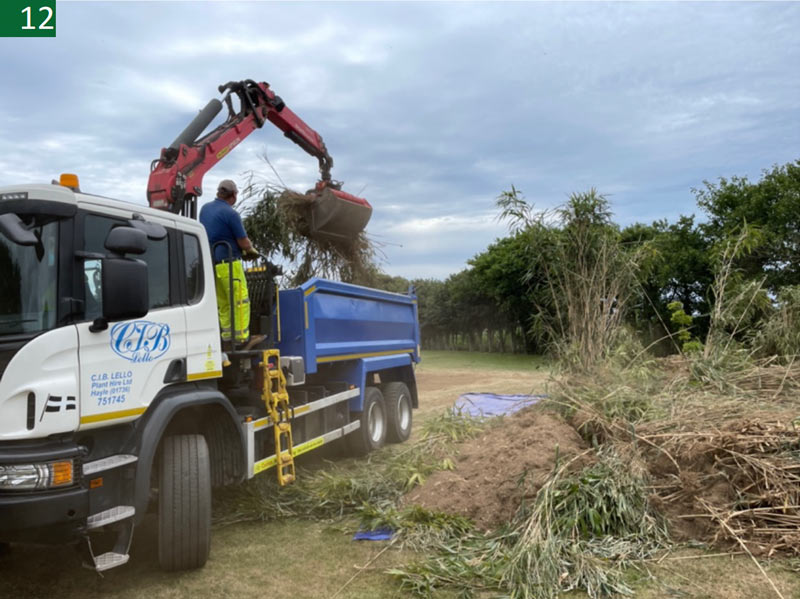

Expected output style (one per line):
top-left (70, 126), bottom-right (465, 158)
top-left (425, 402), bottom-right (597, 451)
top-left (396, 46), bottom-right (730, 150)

top-left (309, 187), bottom-right (373, 243)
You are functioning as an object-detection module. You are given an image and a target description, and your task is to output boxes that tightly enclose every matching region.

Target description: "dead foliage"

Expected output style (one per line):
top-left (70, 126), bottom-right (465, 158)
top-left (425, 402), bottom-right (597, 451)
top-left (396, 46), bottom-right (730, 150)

top-left (732, 359), bottom-right (800, 395)
top-left (240, 171), bottom-right (379, 287)
top-left (275, 189), bottom-right (376, 285)
top-left (641, 415), bottom-right (800, 558)
top-left (556, 355), bottom-right (800, 562)
top-left (393, 441), bottom-right (667, 599)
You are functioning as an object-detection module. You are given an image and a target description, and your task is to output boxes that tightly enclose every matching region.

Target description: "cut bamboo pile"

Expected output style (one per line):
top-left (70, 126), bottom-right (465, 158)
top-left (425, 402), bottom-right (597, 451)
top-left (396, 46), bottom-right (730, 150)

top-left (643, 417), bottom-right (800, 556)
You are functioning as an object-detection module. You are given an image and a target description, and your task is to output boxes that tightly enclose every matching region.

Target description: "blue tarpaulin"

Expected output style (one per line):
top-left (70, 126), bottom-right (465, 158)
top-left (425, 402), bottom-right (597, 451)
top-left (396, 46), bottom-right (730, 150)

top-left (454, 392), bottom-right (546, 418)
top-left (353, 528), bottom-right (394, 541)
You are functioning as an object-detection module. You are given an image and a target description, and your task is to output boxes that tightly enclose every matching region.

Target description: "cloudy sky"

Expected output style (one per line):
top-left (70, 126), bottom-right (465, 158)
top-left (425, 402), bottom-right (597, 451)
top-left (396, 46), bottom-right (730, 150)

top-left (1, 1), bottom-right (797, 279)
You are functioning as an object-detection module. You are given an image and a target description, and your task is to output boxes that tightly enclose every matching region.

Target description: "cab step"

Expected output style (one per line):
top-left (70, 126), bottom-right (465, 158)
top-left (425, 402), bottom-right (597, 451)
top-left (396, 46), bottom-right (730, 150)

top-left (83, 454), bottom-right (138, 476)
top-left (93, 551), bottom-right (130, 572)
top-left (82, 517), bottom-right (134, 573)
top-left (87, 506), bottom-right (135, 530)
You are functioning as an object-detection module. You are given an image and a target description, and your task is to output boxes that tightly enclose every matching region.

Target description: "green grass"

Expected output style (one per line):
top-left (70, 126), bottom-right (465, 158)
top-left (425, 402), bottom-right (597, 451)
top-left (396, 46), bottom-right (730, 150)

top-left (213, 408), bottom-right (488, 527)
top-left (0, 517), bottom-right (408, 599)
top-left (388, 448), bottom-right (668, 599)
top-left (417, 350), bottom-right (549, 372)
top-left (7, 351), bottom-right (795, 599)
top-left (0, 393), bottom-right (489, 599)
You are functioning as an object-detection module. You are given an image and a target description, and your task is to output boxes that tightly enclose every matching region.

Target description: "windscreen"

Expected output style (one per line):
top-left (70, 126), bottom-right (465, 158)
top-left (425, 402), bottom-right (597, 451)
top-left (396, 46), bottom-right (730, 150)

top-left (0, 216), bottom-right (59, 335)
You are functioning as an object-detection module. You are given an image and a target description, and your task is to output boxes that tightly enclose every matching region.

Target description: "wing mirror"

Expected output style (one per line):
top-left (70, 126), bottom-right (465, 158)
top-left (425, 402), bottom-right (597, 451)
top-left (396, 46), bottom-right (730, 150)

top-left (0, 213), bottom-right (38, 246)
top-left (129, 214), bottom-right (167, 240)
top-left (105, 226), bottom-right (147, 255)
top-left (88, 226), bottom-right (150, 332)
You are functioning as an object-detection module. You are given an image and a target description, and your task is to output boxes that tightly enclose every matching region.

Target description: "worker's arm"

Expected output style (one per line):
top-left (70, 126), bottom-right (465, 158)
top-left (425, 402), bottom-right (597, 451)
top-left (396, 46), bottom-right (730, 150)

top-left (237, 236), bottom-right (259, 259)
top-left (229, 210), bottom-right (258, 258)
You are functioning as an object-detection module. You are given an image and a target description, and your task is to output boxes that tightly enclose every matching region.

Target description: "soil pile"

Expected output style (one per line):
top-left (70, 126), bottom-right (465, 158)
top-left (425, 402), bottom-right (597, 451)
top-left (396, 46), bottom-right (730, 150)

top-left (405, 408), bottom-right (587, 530)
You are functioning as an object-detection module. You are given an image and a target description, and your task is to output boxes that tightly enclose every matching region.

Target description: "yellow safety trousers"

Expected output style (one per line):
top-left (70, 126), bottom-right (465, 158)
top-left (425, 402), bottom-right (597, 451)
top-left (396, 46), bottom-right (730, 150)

top-left (214, 260), bottom-right (250, 342)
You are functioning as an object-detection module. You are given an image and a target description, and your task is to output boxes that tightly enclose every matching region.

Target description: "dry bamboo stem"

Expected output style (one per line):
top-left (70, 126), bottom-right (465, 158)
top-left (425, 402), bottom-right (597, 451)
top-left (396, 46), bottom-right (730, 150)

top-left (699, 499), bottom-right (785, 599)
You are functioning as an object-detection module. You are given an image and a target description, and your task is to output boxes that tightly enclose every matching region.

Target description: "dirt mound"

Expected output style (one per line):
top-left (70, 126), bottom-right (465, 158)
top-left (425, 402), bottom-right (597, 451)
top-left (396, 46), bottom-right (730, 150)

top-left (405, 408), bottom-right (587, 530)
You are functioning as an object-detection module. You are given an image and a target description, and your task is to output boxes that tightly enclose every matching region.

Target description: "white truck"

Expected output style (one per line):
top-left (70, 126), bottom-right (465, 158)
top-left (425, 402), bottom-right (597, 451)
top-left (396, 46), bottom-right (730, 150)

top-left (0, 178), bottom-right (421, 572)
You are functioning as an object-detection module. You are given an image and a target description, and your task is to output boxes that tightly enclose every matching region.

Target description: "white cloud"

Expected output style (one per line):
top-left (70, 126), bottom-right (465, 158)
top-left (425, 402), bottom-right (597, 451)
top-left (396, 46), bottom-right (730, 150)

top-left (373, 212), bottom-right (509, 278)
top-left (391, 213), bottom-right (502, 237)
top-left (0, 1), bottom-right (797, 281)
top-left (382, 261), bottom-right (463, 280)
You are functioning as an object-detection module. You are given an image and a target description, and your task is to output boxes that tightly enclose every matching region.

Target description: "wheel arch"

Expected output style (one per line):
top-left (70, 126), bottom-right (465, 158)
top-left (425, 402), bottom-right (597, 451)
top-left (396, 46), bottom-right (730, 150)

top-left (128, 385), bottom-right (245, 524)
top-left (375, 364), bottom-right (418, 408)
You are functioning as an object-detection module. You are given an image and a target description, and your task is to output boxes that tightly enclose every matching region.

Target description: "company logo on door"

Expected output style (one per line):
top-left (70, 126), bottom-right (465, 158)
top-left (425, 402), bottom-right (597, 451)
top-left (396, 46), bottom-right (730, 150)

top-left (110, 320), bottom-right (171, 363)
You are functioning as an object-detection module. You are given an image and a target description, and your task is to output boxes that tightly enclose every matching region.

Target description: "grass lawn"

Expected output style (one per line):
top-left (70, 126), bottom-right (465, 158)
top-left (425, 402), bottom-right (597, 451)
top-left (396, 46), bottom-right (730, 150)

top-left (1, 350), bottom-right (540, 599)
top-left (417, 349), bottom-right (549, 373)
top-left (3, 350), bottom-right (795, 598)
top-left (0, 517), bottom-right (411, 599)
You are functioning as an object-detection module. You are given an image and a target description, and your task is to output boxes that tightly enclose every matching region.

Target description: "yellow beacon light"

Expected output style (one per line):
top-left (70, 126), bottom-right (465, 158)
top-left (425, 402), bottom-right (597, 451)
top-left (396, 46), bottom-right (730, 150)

top-left (59, 173), bottom-right (80, 191)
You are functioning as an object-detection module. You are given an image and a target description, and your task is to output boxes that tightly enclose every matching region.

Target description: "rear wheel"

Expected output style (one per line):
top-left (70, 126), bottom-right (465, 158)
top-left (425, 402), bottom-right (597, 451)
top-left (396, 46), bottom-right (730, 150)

top-left (348, 387), bottom-right (387, 456)
top-left (158, 434), bottom-right (211, 571)
top-left (382, 382), bottom-right (413, 443)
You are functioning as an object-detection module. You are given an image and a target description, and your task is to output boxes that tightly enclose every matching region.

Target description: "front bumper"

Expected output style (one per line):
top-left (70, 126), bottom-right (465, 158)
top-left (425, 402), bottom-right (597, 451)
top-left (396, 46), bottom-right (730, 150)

top-left (0, 439), bottom-right (87, 543)
top-left (0, 486), bottom-right (88, 543)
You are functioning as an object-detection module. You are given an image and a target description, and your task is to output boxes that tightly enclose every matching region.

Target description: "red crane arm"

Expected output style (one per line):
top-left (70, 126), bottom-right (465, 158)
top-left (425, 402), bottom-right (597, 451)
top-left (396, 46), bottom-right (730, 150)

top-left (146, 80), bottom-right (359, 217)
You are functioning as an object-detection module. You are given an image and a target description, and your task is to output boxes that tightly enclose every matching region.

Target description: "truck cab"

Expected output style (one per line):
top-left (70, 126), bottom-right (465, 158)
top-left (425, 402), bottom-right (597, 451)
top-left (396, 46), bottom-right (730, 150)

top-left (0, 180), bottom-right (420, 572)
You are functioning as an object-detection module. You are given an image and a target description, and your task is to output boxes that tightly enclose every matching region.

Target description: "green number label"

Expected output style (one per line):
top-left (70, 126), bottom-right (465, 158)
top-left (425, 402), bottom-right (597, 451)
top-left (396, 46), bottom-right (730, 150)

top-left (1, 1), bottom-right (56, 37)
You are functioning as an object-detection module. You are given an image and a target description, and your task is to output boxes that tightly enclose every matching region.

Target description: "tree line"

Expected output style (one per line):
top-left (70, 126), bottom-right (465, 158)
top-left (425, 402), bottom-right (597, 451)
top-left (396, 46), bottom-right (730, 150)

top-left (371, 159), bottom-right (800, 355)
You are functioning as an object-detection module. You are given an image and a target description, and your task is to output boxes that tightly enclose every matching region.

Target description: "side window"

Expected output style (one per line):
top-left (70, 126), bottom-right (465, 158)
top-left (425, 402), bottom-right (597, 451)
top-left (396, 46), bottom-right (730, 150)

top-left (83, 214), bottom-right (172, 314)
top-left (141, 235), bottom-right (170, 310)
top-left (83, 259), bottom-right (103, 321)
top-left (183, 233), bottom-right (204, 305)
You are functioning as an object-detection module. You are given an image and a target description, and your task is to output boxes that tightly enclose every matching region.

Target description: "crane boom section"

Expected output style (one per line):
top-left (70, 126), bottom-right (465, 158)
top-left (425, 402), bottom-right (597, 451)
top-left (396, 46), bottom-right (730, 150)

top-left (147, 80), bottom-right (340, 217)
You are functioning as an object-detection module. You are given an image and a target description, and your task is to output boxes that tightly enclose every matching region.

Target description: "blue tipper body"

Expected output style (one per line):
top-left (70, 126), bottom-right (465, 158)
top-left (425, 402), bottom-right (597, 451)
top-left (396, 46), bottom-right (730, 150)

top-left (275, 278), bottom-right (421, 411)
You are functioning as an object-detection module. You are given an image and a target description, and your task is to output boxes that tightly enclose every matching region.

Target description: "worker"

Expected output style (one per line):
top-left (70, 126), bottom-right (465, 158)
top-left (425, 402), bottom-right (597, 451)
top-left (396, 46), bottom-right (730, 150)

top-left (199, 179), bottom-right (262, 347)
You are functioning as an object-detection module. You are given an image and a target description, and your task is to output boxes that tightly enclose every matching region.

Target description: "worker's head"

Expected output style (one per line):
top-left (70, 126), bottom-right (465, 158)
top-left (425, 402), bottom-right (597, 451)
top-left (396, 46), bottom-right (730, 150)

top-left (217, 179), bottom-right (238, 204)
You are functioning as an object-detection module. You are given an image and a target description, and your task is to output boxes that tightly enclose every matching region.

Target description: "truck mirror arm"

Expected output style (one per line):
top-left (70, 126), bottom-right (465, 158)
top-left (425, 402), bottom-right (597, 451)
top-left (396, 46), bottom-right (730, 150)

top-left (89, 317), bottom-right (108, 333)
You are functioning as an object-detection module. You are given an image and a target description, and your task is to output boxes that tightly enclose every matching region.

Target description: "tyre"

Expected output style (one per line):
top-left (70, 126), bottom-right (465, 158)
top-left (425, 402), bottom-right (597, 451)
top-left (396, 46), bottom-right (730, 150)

top-left (158, 434), bottom-right (211, 571)
top-left (382, 382), bottom-right (413, 443)
top-left (348, 386), bottom-right (387, 456)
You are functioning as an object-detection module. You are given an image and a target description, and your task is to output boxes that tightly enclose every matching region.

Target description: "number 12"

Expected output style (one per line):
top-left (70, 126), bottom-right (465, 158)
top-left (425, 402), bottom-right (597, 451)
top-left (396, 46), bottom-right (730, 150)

top-left (21, 6), bottom-right (54, 31)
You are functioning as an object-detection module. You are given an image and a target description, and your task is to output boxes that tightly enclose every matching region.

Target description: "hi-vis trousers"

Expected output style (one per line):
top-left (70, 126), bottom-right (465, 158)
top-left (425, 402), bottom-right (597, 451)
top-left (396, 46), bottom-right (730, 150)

top-left (214, 259), bottom-right (250, 342)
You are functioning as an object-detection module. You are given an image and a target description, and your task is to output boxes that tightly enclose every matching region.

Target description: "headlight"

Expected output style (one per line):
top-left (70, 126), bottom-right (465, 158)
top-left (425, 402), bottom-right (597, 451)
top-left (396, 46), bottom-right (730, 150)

top-left (0, 460), bottom-right (74, 491)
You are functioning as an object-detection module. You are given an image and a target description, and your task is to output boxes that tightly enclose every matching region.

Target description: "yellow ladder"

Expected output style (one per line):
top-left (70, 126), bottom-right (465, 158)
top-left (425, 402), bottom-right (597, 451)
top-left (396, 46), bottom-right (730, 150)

top-left (260, 349), bottom-right (295, 485)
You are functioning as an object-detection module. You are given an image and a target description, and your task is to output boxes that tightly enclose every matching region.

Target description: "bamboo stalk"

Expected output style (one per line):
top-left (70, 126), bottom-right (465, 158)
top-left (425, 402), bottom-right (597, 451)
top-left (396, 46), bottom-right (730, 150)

top-left (699, 499), bottom-right (785, 599)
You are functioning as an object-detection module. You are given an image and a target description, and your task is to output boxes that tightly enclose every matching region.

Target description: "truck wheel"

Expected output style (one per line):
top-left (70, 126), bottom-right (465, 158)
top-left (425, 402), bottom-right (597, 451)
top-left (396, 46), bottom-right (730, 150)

top-left (158, 434), bottom-right (211, 571)
top-left (382, 382), bottom-right (413, 443)
top-left (348, 387), bottom-right (387, 456)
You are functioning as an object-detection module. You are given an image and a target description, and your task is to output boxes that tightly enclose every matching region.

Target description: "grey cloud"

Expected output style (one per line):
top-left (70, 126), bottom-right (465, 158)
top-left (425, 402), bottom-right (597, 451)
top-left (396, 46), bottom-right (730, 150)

top-left (0, 2), bottom-right (797, 278)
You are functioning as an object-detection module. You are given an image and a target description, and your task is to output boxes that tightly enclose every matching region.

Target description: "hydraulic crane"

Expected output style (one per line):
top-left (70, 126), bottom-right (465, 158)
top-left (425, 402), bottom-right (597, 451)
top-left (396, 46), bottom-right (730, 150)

top-left (146, 79), bottom-right (372, 241)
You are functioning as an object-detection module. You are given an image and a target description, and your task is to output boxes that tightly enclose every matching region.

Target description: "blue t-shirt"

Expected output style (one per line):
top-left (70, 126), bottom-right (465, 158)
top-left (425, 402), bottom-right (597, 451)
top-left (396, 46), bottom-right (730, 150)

top-left (199, 198), bottom-right (248, 263)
